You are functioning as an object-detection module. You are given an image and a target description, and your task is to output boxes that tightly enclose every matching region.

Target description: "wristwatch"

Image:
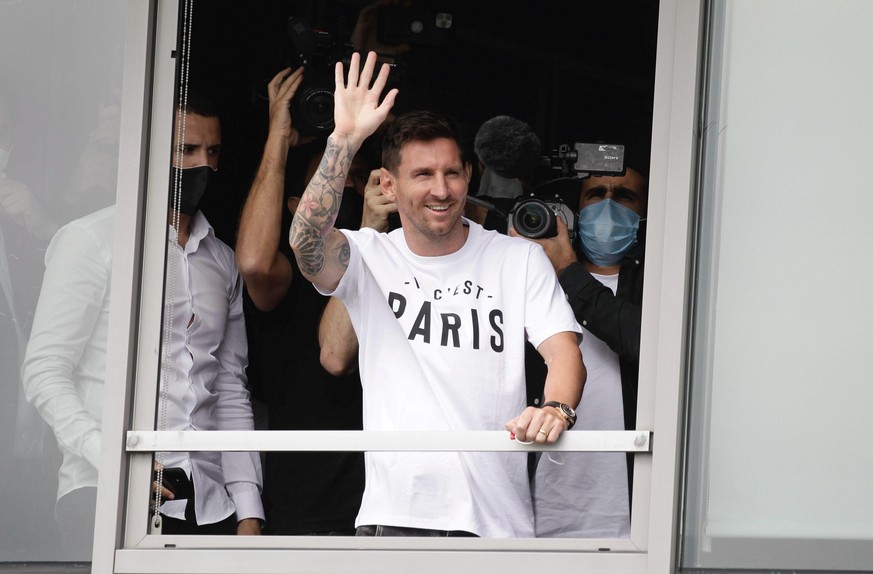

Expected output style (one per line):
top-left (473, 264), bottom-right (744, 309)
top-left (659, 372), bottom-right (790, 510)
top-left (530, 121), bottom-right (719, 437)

top-left (542, 401), bottom-right (577, 430)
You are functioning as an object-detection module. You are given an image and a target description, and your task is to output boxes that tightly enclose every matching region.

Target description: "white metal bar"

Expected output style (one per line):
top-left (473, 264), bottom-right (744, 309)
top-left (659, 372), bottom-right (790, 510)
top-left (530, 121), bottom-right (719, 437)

top-left (91, 1), bottom-right (157, 573)
top-left (115, 549), bottom-right (647, 574)
top-left (123, 0), bottom-right (181, 550)
top-left (125, 430), bottom-right (652, 453)
top-left (642, 0), bottom-right (705, 572)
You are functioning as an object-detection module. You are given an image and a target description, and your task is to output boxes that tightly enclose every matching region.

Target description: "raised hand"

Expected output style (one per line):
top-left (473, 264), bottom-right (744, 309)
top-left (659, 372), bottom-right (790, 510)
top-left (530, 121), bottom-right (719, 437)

top-left (332, 51), bottom-right (398, 145)
top-left (265, 67), bottom-right (304, 147)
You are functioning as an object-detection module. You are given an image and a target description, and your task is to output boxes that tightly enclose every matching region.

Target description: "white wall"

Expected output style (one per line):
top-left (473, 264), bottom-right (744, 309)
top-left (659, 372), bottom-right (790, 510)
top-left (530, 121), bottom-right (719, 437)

top-left (685, 0), bottom-right (873, 569)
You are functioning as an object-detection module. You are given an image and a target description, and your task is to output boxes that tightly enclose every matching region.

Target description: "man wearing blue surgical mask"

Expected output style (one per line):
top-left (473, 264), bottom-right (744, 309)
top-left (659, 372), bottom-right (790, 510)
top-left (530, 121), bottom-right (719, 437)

top-left (575, 167), bottom-right (647, 273)
top-left (514, 163), bottom-right (647, 539)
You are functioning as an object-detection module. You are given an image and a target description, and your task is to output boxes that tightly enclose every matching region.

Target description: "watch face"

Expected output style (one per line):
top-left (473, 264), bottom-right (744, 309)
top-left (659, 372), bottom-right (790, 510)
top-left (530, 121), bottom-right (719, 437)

top-left (561, 404), bottom-right (576, 419)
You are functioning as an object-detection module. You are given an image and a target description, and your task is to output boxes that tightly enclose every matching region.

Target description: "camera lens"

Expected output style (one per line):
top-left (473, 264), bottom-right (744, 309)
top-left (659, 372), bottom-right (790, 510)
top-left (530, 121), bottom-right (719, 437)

top-left (521, 209), bottom-right (544, 230)
top-left (511, 198), bottom-right (557, 239)
top-left (301, 88), bottom-right (335, 132)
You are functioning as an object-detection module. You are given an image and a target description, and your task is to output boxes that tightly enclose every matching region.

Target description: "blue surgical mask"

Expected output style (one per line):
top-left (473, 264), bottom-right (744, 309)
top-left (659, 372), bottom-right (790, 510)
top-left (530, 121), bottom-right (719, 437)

top-left (576, 199), bottom-right (640, 267)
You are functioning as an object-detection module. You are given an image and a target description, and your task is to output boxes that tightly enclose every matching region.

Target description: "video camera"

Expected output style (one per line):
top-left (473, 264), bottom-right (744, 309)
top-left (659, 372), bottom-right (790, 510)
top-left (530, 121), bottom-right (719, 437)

top-left (499, 143), bottom-right (626, 240)
top-left (545, 142), bottom-right (625, 179)
top-left (509, 142), bottom-right (625, 239)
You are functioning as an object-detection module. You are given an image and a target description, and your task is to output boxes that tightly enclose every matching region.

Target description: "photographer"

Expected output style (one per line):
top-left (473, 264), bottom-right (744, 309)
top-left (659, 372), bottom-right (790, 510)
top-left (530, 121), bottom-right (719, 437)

top-left (512, 157), bottom-right (647, 538)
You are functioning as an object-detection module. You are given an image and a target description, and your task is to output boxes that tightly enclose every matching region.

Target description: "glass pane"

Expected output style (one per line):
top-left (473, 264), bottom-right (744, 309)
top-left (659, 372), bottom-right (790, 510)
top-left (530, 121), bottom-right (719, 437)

top-left (1, 0), bottom-right (128, 563)
top-left (148, 0), bottom-right (658, 542)
top-left (683, 0), bottom-right (873, 571)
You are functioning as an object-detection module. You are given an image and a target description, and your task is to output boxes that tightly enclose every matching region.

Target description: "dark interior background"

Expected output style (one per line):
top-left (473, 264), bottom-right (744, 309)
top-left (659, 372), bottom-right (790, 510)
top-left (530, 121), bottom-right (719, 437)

top-left (183, 0), bottom-right (660, 247)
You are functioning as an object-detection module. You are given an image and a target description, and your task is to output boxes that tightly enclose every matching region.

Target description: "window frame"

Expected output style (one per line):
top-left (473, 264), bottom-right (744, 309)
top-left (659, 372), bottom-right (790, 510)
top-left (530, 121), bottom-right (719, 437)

top-left (91, 0), bottom-right (707, 572)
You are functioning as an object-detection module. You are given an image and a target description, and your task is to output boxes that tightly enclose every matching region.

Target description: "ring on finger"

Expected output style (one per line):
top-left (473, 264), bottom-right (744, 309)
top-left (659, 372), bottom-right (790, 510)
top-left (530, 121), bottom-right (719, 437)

top-left (538, 429), bottom-right (548, 436)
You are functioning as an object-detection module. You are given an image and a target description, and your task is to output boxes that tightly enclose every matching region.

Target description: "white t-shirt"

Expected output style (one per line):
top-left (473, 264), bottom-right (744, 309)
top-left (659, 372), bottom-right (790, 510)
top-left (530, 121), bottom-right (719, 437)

top-left (324, 218), bottom-right (581, 538)
top-left (532, 272), bottom-right (630, 538)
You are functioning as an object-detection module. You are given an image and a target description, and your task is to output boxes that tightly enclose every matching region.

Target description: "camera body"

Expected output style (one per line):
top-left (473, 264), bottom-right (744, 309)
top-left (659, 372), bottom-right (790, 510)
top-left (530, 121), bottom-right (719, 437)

top-left (547, 142), bottom-right (625, 178)
top-left (509, 192), bottom-right (577, 240)
top-left (470, 136), bottom-right (625, 239)
top-left (286, 16), bottom-right (406, 137)
top-left (509, 141), bottom-right (625, 239)
top-left (287, 18), bottom-right (349, 136)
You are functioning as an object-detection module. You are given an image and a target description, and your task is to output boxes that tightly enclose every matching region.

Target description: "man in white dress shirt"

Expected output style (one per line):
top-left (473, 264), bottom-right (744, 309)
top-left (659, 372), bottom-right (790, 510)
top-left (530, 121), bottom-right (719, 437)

top-left (154, 91), bottom-right (264, 536)
top-left (22, 92), bottom-right (263, 554)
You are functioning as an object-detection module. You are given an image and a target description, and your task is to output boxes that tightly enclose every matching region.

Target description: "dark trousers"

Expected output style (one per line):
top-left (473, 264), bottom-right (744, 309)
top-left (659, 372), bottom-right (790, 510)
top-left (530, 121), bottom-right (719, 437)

top-left (356, 524), bottom-right (478, 537)
top-left (290, 529), bottom-right (357, 536)
top-left (56, 486), bottom-right (98, 560)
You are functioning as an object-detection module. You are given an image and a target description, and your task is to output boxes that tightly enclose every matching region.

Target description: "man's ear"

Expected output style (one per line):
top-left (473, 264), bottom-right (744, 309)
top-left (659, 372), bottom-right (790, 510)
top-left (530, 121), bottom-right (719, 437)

top-left (379, 167), bottom-right (396, 201)
top-left (287, 196), bottom-right (300, 213)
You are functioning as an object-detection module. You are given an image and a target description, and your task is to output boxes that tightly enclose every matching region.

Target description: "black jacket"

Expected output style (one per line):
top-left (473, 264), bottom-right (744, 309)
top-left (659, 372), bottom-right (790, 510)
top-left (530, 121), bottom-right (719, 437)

top-left (557, 241), bottom-right (644, 433)
top-left (525, 239), bottom-right (645, 507)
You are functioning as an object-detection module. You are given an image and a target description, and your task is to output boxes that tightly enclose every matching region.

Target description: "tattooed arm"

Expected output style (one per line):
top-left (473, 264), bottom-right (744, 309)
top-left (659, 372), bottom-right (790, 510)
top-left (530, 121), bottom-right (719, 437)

top-left (289, 51), bottom-right (397, 291)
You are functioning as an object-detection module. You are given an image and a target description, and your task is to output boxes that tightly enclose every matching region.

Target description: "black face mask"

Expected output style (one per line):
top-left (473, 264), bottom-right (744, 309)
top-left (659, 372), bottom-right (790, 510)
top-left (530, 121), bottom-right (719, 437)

top-left (171, 165), bottom-right (214, 215)
top-left (334, 187), bottom-right (365, 230)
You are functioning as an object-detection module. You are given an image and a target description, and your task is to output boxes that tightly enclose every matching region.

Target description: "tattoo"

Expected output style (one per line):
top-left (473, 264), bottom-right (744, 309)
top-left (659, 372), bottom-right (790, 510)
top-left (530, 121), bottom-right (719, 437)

top-left (337, 237), bottom-right (350, 270)
top-left (291, 218), bottom-right (325, 276)
top-left (290, 135), bottom-right (356, 276)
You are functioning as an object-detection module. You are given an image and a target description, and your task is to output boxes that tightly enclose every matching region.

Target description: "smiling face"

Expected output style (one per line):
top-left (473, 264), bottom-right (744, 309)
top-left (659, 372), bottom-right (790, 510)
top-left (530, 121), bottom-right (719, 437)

top-left (380, 137), bottom-right (472, 256)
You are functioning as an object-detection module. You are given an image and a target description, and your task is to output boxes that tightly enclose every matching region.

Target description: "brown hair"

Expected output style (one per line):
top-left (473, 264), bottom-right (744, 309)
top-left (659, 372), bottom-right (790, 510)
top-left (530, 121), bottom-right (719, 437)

top-left (381, 110), bottom-right (467, 172)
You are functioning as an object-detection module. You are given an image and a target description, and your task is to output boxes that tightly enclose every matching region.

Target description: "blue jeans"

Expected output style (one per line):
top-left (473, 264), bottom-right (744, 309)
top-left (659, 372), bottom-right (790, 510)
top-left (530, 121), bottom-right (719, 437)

top-left (355, 525), bottom-right (478, 537)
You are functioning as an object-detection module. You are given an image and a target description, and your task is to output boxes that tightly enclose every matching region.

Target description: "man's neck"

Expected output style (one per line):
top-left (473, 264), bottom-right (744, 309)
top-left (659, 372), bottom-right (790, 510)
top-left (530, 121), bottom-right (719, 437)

top-left (403, 218), bottom-right (470, 257)
top-left (170, 211), bottom-right (192, 248)
top-left (582, 258), bottom-right (621, 276)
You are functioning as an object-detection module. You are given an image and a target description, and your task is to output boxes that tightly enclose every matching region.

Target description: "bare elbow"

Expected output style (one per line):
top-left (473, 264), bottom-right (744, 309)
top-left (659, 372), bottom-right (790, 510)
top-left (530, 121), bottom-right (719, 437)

top-left (320, 346), bottom-right (357, 377)
top-left (235, 251), bottom-right (269, 282)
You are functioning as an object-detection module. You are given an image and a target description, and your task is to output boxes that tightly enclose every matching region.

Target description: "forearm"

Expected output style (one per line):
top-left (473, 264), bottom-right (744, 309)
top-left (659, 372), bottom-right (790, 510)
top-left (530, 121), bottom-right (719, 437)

top-left (236, 135), bottom-right (293, 309)
top-left (213, 284), bottom-right (256, 432)
top-left (236, 518), bottom-right (262, 535)
top-left (23, 369), bottom-right (102, 467)
top-left (505, 332), bottom-right (585, 442)
top-left (21, 223), bottom-right (108, 467)
top-left (538, 331), bottom-right (586, 410)
top-left (542, 353), bottom-right (586, 410)
top-left (318, 297), bottom-right (359, 376)
top-left (290, 133), bottom-right (359, 282)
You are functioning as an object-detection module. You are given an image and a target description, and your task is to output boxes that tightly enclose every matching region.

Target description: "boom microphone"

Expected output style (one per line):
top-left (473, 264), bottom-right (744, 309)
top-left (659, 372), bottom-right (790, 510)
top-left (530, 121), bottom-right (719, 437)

top-left (474, 115), bottom-right (541, 179)
top-left (473, 116), bottom-right (541, 199)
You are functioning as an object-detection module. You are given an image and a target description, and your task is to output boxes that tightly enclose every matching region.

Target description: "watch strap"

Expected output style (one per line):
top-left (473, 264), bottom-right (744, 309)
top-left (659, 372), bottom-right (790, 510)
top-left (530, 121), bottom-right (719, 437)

top-left (542, 401), bottom-right (577, 430)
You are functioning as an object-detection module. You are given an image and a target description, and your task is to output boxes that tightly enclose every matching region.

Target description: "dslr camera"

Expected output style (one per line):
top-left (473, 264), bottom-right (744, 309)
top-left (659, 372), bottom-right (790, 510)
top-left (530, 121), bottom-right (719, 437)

top-left (508, 142), bottom-right (625, 240)
top-left (286, 15), bottom-right (407, 136)
top-left (287, 16), bottom-right (350, 136)
top-left (509, 193), bottom-right (577, 240)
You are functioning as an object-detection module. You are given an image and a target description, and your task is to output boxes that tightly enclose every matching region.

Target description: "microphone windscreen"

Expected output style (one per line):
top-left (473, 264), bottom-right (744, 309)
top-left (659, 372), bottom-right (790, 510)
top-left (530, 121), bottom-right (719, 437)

top-left (474, 116), bottom-right (541, 179)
